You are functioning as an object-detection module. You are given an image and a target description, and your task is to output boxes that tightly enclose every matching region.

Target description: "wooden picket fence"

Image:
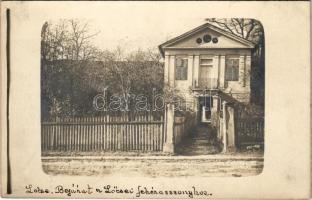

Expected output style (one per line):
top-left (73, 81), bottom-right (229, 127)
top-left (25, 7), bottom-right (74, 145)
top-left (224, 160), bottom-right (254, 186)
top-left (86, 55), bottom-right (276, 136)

top-left (235, 117), bottom-right (264, 146)
top-left (41, 113), bottom-right (165, 152)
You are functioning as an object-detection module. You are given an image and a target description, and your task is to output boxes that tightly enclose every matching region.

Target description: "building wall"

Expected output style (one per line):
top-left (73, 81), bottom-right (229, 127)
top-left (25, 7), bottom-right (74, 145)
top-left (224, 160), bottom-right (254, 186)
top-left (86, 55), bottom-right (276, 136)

top-left (164, 49), bottom-right (251, 103)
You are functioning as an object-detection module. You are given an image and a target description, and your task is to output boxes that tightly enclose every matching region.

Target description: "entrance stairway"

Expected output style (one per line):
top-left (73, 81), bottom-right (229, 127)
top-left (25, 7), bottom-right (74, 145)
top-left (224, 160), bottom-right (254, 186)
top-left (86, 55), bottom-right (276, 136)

top-left (175, 124), bottom-right (221, 155)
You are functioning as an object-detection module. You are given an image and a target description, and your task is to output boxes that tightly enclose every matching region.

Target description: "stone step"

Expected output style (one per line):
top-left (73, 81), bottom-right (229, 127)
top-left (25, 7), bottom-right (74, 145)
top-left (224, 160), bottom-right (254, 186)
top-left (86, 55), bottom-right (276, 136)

top-left (191, 142), bottom-right (210, 145)
top-left (192, 138), bottom-right (210, 140)
top-left (175, 124), bottom-right (221, 155)
top-left (188, 139), bottom-right (209, 141)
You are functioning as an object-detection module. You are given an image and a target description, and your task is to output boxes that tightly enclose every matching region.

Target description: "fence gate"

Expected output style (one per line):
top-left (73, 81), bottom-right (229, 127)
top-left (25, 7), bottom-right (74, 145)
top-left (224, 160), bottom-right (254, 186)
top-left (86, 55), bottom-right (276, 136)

top-left (235, 111), bottom-right (264, 146)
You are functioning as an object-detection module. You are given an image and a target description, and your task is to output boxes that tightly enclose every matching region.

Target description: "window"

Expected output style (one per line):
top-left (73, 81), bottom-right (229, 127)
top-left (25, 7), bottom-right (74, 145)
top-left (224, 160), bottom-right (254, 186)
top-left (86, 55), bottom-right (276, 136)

top-left (175, 57), bottom-right (188, 80)
top-left (200, 58), bottom-right (213, 66)
top-left (198, 56), bottom-right (215, 88)
top-left (225, 57), bottom-right (239, 81)
top-left (212, 37), bottom-right (218, 43)
top-left (203, 34), bottom-right (212, 43)
top-left (196, 38), bottom-right (202, 44)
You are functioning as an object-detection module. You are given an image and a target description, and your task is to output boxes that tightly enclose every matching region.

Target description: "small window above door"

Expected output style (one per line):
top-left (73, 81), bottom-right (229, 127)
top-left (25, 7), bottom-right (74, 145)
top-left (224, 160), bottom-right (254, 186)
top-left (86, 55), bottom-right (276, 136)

top-left (200, 55), bottom-right (214, 66)
top-left (200, 58), bottom-right (213, 66)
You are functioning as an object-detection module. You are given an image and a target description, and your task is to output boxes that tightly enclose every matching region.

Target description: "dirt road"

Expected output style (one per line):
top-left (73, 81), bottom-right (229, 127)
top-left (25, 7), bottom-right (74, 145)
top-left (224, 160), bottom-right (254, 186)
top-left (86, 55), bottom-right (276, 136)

top-left (42, 154), bottom-right (263, 177)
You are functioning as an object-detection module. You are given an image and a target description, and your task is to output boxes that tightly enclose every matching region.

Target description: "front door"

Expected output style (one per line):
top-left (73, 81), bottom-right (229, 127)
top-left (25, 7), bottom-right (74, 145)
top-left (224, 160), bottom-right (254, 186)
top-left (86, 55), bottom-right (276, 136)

top-left (199, 96), bottom-right (213, 123)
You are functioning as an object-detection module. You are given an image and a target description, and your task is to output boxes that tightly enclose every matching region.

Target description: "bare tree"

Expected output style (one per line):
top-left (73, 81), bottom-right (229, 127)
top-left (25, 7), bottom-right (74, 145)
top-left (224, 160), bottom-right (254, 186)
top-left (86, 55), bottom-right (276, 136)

top-left (41, 19), bottom-right (100, 61)
top-left (205, 18), bottom-right (263, 44)
top-left (41, 19), bottom-right (101, 118)
top-left (99, 47), bottom-right (164, 112)
top-left (206, 18), bottom-right (265, 106)
top-left (67, 19), bottom-right (101, 61)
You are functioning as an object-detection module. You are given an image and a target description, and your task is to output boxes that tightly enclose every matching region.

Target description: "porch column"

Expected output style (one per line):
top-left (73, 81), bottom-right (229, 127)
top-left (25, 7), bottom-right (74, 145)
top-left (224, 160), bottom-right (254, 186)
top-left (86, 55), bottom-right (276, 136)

top-left (245, 55), bottom-right (251, 87)
top-left (194, 97), bottom-right (200, 126)
top-left (193, 55), bottom-right (200, 87)
top-left (222, 101), bottom-right (227, 153)
top-left (163, 103), bottom-right (175, 153)
top-left (211, 95), bottom-right (219, 128)
top-left (213, 55), bottom-right (219, 88)
top-left (168, 55), bottom-right (175, 87)
top-left (239, 55), bottom-right (245, 86)
top-left (219, 55), bottom-right (226, 88)
top-left (164, 54), bottom-right (170, 85)
top-left (244, 55), bottom-right (252, 102)
top-left (188, 55), bottom-right (194, 87)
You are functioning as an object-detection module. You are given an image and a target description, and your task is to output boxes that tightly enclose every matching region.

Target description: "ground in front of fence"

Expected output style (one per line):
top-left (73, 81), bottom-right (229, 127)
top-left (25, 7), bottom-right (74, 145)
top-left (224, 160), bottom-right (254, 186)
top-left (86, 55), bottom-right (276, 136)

top-left (42, 152), bottom-right (263, 177)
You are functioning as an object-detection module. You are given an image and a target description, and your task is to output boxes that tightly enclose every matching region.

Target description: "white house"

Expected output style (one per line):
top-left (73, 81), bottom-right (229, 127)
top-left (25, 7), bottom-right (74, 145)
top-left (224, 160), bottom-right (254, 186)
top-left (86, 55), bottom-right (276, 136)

top-left (159, 23), bottom-right (255, 123)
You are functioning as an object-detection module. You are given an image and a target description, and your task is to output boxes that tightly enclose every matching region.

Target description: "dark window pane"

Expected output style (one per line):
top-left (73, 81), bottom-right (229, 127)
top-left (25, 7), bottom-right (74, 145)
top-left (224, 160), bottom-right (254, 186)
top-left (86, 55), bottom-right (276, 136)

top-left (225, 57), bottom-right (239, 81)
top-left (196, 38), bottom-right (202, 44)
top-left (233, 65), bottom-right (239, 81)
top-left (203, 34), bottom-right (212, 43)
top-left (225, 66), bottom-right (232, 81)
top-left (212, 37), bottom-right (218, 43)
top-left (175, 58), bottom-right (188, 80)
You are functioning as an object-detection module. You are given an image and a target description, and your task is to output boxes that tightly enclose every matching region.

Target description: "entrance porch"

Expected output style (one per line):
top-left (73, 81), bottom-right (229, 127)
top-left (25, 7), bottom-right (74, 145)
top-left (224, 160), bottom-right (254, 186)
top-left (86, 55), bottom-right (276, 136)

top-left (198, 96), bottom-right (215, 123)
top-left (164, 91), bottom-right (237, 154)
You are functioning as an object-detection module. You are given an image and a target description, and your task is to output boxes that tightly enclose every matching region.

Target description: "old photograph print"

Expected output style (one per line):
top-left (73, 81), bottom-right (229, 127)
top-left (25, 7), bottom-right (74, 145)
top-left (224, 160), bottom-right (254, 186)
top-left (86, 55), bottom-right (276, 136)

top-left (40, 18), bottom-right (265, 177)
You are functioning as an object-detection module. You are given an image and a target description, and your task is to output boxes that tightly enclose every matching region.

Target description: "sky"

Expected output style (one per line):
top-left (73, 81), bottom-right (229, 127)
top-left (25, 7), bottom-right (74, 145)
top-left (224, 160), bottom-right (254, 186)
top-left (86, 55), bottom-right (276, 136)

top-left (45, 1), bottom-right (262, 55)
top-left (88, 15), bottom-right (207, 54)
top-left (51, 2), bottom-right (224, 54)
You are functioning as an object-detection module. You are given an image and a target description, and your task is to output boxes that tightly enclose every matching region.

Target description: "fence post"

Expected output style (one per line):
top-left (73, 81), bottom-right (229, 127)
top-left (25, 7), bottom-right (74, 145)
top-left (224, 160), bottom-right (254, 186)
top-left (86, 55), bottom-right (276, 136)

top-left (163, 103), bottom-right (175, 153)
top-left (222, 101), bottom-right (227, 153)
top-left (227, 105), bottom-right (236, 151)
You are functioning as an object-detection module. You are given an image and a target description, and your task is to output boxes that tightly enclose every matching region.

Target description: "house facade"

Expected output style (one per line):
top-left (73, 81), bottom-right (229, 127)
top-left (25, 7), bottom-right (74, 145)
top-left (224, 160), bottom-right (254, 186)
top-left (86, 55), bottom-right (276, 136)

top-left (159, 23), bottom-right (255, 123)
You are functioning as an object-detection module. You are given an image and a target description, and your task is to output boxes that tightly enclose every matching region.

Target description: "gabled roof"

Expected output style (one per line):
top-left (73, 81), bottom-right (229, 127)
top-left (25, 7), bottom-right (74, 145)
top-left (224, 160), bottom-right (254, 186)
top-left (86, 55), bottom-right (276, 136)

top-left (159, 22), bottom-right (255, 57)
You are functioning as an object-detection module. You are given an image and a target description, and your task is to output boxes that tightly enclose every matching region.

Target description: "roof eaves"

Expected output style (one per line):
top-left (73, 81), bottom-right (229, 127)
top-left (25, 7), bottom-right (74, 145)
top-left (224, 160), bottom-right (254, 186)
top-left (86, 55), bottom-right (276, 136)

top-left (158, 22), bottom-right (256, 57)
top-left (159, 23), bottom-right (208, 50)
top-left (206, 23), bottom-right (255, 47)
